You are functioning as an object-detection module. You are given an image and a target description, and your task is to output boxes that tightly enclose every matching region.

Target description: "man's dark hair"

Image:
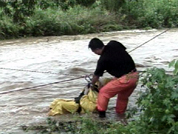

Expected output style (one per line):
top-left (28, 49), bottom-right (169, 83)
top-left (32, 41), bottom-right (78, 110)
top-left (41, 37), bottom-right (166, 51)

top-left (88, 38), bottom-right (104, 51)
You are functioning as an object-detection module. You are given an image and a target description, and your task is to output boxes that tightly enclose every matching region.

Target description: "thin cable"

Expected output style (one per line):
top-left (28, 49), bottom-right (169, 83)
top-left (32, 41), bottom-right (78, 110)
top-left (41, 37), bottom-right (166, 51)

top-left (0, 75), bottom-right (91, 95)
top-left (0, 67), bottom-right (58, 74)
top-left (128, 28), bottom-right (170, 53)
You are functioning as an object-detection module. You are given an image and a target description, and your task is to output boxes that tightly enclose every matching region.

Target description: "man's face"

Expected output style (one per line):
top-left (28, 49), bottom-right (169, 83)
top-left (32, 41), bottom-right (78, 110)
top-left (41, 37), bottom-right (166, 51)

top-left (92, 48), bottom-right (102, 55)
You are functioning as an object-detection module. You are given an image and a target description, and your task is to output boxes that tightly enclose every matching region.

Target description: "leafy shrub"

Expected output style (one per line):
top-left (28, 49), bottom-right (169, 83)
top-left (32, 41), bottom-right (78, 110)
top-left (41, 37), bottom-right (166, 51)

top-left (24, 8), bottom-right (61, 36)
top-left (122, 0), bottom-right (178, 28)
top-left (36, 0), bottom-right (57, 9)
top-left (76, 0), bottom-right (96, 7)
top-left (0, 16), bottom-right (20, 39)
top-left (136, 59), bottom-right (178, 133)
top-left (169, 59), bottom-right (178, 75)
top-left (58, 0), bottom-right (76, 10)
top-left (100, 0), bottom-right (126, 12)
top-left (0, 0), bottom-right (178, 39)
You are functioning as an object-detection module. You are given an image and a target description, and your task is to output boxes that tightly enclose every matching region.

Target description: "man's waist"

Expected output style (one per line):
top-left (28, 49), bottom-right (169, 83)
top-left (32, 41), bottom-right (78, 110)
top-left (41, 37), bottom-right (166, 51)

top-left (113, 68), bottom-right (137, 78)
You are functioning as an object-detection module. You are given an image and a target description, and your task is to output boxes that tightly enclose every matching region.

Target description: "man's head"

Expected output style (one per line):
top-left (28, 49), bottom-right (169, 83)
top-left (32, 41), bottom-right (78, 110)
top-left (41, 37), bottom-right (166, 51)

top-left (88, 38), bottom-right (104, 55)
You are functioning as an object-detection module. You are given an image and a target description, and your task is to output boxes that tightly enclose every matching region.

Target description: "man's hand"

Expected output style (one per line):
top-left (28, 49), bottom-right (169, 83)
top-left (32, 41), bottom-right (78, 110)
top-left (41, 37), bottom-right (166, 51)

top-left (87, 82), bottom-right (94, 89)
top-left (87, 82), bottom-right (99, 92)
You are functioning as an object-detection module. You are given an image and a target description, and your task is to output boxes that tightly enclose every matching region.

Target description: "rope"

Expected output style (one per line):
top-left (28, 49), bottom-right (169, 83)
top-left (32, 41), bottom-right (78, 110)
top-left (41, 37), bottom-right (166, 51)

top-left (128, 28), bottom-right (170, 53)
top-left (0, 67), bottom-right (58, 74)
top-left (0, 74), bottom-right (92, 95)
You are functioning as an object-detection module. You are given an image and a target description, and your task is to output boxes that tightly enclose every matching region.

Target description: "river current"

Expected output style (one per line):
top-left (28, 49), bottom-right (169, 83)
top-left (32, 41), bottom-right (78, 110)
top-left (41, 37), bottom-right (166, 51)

top-left (0, 29), bottom-right (178, 133)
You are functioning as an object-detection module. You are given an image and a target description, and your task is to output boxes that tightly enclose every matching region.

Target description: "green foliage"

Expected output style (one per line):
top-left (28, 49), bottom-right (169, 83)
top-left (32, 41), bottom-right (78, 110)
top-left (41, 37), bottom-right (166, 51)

top-left (58, 0), bottom-right (96, 10)
top-left (2, 0), bottom-right (36, 23)
top-left (76, 0), bottom-right (96, 7)
top-left (22, 5), bottom-right (120, 36)
top-left (36, 0), bottom-right (58, 9)
top-left (24, 8), bottom-right (61, 36)
top-left (100, 0), bottom-right (126, 12)
top-left (22, 117), bottom-right (114, 133)
top-left (0, 0), bottom-right (178, 39)
top-left (0, 0), bottom-right (6, 7)
top-left (57, 0), bottom-right (76, 10)
top-left (22, 117), bottom-right (79, 133)
top-left (122, 0), bottom-right (178, 28)
top-left (135, 60), bottom-right (178, 133)
top-left (169, 59), bottom-right (178, 75)
top-left (0, 15), bottom-right (20, 39)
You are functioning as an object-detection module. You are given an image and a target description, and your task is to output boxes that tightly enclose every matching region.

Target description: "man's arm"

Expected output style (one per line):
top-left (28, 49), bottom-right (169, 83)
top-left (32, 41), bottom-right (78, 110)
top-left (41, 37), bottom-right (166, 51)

top-left (91, 74), bottom-right (100, 85)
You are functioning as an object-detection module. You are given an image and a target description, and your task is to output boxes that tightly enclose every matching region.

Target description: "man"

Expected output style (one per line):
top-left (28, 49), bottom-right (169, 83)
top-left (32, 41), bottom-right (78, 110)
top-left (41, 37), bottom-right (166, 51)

top-left (88, 38), bottom-right (139, 124)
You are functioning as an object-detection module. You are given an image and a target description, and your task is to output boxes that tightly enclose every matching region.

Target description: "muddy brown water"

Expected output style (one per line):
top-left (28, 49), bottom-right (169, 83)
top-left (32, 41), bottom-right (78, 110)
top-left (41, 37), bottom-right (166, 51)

top-left (0, 29), bottom-right (178, 133)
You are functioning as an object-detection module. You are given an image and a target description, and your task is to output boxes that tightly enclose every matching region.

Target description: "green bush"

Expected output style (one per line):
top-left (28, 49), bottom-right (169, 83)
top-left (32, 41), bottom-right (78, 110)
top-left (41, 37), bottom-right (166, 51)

top-left (135, 59), bottom-right (178, 133)
top-left (122, 0), bottom-right (178, 28)
top-left (100, 0), bottom-right (125, 12)
top-left (76, 0), bottom-right (96, 7)
top-left (23, 5), bottom-right (120, 36)
top-left (36, 0), bottom-right (57, 9)
top-left (58, 0), bottom-right (76, 10)
top-left (2, 0), bottom-right (36, 23)
top-left (0, 16), bottom-right (20, 39)
top-left (0, 0), bottom-right (178, 39)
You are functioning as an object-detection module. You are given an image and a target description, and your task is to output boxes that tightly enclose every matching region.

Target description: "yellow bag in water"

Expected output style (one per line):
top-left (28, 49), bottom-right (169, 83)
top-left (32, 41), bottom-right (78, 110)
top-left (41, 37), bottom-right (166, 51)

top-left (48, 89), bottom-right (98, 116)
top-left (48, 99), bottom-right (79, 116)
top-left (80, 89), bottom-right (98, 113)
top-left (48, 78), bottom-right (112, 116)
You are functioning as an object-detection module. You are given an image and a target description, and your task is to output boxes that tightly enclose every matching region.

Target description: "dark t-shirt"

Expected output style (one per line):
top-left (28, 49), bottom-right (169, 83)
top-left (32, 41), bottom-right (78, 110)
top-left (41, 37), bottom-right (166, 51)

top-left (94, 40), bottom-right (136, 78)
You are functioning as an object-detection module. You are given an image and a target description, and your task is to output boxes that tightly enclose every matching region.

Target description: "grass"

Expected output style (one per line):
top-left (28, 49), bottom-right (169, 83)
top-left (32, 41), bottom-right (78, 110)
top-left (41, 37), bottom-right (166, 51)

top-left (0, 0), bottom-right (178, 39)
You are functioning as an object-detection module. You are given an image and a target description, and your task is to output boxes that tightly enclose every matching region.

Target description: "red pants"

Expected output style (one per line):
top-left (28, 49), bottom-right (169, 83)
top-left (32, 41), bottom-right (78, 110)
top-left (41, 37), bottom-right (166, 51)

top-left (97, 72), bottom-right (139, 114)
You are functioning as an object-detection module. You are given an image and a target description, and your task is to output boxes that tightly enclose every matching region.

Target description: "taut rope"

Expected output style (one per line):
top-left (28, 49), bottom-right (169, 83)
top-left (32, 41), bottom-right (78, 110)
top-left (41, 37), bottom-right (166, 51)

top-left (0, 74), bottom-right (92, 94)
top-left (128, 29), bottom-right (169, 53)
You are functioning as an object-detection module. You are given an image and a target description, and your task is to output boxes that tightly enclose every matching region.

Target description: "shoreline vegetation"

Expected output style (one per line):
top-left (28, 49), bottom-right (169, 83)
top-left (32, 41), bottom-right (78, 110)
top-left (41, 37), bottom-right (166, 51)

top-left (0, 0), bottom-right (178, 40)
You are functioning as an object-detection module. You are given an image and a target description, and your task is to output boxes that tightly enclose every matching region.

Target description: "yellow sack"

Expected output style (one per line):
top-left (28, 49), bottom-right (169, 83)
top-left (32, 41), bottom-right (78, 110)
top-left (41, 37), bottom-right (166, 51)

top-left (80, 89), bottom-right (98, 113)
top-left (48, 99), bottom-right (79, 116)
top-left (48, 78), bottom-right (112, 116)
top-left (48, 89), bottom-right (98, 116)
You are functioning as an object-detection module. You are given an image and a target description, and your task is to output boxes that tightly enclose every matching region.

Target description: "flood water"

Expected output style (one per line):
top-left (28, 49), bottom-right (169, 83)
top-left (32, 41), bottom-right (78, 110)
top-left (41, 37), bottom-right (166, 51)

top-left (0, 28), bottom-right (178, 133)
